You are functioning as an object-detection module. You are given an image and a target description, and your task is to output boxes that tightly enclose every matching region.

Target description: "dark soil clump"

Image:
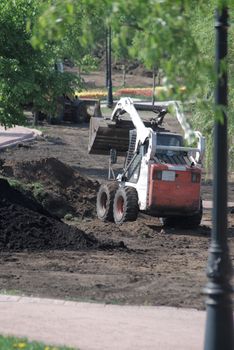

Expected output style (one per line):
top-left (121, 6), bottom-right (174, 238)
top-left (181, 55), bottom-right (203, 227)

top-left (0, 178), bottom-right (124, 252)
top-left (1, 157), bottom-right (99, 219)
top-left (4, 157), bottom-right (76, 187)
top-left (0, 178), bottom-right (53, 218)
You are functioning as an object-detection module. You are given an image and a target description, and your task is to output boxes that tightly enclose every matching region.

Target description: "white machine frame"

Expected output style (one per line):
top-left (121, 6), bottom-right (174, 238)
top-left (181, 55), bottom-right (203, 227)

top-left (111, 97), bottom-right (205, 210)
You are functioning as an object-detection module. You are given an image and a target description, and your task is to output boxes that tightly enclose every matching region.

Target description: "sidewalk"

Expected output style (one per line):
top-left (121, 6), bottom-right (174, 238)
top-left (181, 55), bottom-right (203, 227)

top-left (0, 125), bottom-right (41, 149)
top-left (0, 295), bottom-right (206, 350)
top-left (203, 200), bottom-right (234, 209)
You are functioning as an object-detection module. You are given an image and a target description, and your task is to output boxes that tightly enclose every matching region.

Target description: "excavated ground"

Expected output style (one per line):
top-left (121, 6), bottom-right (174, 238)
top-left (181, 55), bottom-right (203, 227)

top-left (0, 123), bottom-right (233, 309)
top-left (0, 93), bottom-right (233, 309)
top-left (0, 177), bottom-right (124, 252)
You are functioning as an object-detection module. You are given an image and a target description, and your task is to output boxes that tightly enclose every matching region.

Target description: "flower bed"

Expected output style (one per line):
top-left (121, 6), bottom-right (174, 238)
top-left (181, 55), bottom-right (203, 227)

top-left (76, 86), bottom-right (186, 100)
top-left (115, 87), bottom-right (153, 97)
top-left (76, 90), bottom-right (107, 99)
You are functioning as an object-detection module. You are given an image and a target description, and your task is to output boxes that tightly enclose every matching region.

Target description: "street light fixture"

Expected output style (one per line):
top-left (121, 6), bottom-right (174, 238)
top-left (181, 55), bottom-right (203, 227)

top-left (105, 28), bottom-right (109, 88)
top-left (107, 26), bottom-right (113, 108)
top-left (204, 6), bottom-right (234, 350)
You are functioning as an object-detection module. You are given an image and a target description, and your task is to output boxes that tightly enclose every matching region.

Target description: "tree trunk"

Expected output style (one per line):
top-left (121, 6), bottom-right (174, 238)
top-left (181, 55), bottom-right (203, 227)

top-left (33, 110), bottom-right (38, 126)
top-left (152, 66), bottom-right (156, 105)
top-left (122, 63), bottom-right (126, 87)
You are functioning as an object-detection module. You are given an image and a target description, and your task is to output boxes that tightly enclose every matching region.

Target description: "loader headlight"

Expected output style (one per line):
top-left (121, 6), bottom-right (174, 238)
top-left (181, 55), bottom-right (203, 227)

top-left (191, 172), bottom-right (201, 183)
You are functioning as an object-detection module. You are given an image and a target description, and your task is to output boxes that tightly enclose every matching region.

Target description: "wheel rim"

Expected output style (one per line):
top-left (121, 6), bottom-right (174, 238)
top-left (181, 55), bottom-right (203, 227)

top-left (116, 195), bottom-right (124, 220)
top-left (99, 192), bottom-right (108, 216)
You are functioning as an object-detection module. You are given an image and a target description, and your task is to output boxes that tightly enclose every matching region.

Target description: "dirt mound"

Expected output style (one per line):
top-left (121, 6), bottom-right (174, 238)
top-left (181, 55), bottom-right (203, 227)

top-left (0, 178), bottom-right (53, 218)
top-left (11, 157), bottom-right (75, 187)
top-left (0, 178), bottom-right (124, 252)
top-left (1, 157), bottom-right (99, 219)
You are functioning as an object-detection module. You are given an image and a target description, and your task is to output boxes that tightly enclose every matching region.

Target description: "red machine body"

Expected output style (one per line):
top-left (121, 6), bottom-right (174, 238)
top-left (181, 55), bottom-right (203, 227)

top-left (148, 164), bottom-right (201, 216)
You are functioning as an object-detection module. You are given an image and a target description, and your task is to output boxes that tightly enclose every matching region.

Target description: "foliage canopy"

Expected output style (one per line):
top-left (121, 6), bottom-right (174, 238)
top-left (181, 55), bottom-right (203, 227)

top-left (33, 0), bottom-right (234, 168)
top-left (0, 0), bottom-right (81, 126)
top-left (0, 0), bottom-right (233, 168)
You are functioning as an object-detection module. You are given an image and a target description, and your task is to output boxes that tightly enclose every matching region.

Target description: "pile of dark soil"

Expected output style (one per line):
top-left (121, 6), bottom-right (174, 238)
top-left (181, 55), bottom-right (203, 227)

top-left (0, 178), bottom-right (123, 252)
top-left (1, 157), bottom-right (99, 219)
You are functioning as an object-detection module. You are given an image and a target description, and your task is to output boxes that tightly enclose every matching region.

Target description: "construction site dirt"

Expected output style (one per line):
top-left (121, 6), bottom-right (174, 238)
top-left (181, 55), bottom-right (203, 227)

top-left (0, 121), bottom-right (233, 310)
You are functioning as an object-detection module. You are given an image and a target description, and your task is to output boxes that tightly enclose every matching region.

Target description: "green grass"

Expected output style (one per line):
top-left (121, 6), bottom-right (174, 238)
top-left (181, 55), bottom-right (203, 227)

top-left (0, 335), bottom-right (76, 350)
top-left (6, 178), bottom-right (25, 191)
top-left (1, 176), bottom-right (45, 199)
top-left (0, 289), bottom-right (23, 296)
top-left (28, 182), bottom-right (45, 198)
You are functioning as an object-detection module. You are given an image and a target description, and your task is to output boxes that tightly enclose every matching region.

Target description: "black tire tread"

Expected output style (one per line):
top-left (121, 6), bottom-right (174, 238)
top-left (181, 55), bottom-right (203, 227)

top-left (124, 187), bottom-right (139, 221)
top-left (96, 182), bottom-right (119, 222)
top-left (113, 186), bottom-right (138, 224)
top-left (162, 200), bottom-right (203, 229)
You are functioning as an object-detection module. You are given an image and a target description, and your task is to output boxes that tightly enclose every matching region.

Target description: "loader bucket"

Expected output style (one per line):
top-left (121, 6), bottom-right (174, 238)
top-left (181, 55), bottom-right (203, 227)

top-left (88, 103), bottom-right (169, 156)
top-left (88, 117), bottom-right (133, 156)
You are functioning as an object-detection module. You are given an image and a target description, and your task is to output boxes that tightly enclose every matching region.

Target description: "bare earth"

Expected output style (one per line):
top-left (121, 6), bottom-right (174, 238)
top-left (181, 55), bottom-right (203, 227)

top-left (0, 71), bottom-right (233, 311)
top-left (0, 122), bottom-right (233, 311)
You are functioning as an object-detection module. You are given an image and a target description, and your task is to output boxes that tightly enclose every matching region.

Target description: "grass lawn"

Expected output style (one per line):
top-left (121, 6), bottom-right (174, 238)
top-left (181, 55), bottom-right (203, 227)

top-left (0, 335), bottom-right (76, 350)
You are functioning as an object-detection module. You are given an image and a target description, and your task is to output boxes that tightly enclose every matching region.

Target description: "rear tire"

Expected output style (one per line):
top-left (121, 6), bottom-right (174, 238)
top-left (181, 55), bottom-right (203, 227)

top-left (96, 182), bottom-right (119, 222)
top-left (161, 216), bottom-right (176, 227)
top-left (162, 200), bottom-right (203, 229)
top-left (182, 201), bottom-right (203, 228)
top-left (181, 199), bottom-right (203, 228)
top-left (113, 187), bottom-right (138, 224)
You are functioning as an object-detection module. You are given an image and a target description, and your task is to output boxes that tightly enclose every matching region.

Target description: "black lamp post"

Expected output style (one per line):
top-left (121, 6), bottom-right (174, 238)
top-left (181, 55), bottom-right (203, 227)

top-left (107, 26), bottom-right (113, 108)
top-left (105, 28), bottom-right (109, 88)
top-left (204, 6), bottom-right (234, 350)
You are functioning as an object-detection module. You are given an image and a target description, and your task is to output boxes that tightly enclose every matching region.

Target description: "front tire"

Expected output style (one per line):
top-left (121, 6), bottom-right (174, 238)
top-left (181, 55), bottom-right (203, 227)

top-left (113, 187), bottom-right (138, 224)
top-left (96, 182), bottom-right (119, 222)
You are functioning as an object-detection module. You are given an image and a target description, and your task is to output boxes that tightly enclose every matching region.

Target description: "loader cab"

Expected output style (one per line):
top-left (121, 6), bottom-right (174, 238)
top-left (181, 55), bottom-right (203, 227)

top-left (155, 132), bottom-right (187, 161)
top-left (154, 132), bottom-right (194, 167)
top-left (123, 132), bottom-right (185, 183)
top-left (156, 132), bottom-right (184, 148)
top-left (124, 143), bottom-right (145, 183)
top-left (154, 132), bottom-right (205, 166)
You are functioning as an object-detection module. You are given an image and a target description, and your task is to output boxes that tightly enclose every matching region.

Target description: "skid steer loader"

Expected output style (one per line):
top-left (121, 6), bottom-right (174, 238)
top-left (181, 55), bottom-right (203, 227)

top-left (88, 97), bottom-right (205, 227)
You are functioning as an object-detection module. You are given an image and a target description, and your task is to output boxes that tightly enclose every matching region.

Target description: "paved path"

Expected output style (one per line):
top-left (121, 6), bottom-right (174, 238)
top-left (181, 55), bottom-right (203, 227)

top-left (0, 125), bottom-right (41, 149)
top-left (0, 295), bottom-right (206, 350)
top-left (203, 200), bottom-right (234, 209)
